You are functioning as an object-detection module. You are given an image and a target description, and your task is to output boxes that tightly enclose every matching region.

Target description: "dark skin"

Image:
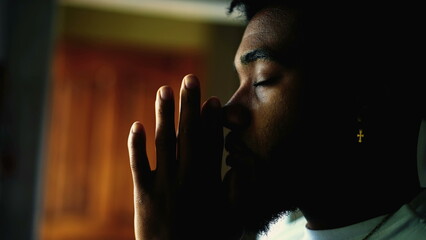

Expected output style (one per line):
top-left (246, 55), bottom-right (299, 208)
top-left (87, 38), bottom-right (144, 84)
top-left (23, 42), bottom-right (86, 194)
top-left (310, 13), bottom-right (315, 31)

top-left (128, 5), bottom-right (424, 239)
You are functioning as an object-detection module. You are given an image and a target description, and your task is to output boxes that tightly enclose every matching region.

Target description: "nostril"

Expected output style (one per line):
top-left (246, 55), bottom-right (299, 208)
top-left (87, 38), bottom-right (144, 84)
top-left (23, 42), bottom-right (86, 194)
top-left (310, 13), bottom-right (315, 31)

top-left (222, 104), bottom-right (250, 131)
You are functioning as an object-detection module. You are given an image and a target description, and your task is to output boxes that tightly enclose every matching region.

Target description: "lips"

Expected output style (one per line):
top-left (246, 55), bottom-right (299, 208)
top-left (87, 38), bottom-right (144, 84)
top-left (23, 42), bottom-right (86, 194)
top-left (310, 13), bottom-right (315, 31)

top-left (225, 132), bottom-right (244, 153)
top-left (224, 132), bottom-right (252, 168)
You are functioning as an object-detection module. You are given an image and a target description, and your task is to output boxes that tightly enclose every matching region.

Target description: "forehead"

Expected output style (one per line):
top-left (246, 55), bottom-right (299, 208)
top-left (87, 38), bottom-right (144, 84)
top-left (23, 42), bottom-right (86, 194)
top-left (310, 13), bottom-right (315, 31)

top-left (235, 7), bottom-right (297, 63)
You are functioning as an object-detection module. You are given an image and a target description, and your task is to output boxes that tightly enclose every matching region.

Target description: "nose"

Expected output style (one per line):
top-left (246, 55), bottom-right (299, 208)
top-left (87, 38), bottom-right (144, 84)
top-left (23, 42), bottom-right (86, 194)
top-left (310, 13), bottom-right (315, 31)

top-left (222, 94), bottom-right (251, 131)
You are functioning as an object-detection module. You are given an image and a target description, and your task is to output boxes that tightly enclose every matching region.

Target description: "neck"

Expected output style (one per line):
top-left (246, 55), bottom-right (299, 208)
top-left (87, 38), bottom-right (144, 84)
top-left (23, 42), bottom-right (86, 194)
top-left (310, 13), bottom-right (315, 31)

top-left (299, 185), bottom-right (422, 230)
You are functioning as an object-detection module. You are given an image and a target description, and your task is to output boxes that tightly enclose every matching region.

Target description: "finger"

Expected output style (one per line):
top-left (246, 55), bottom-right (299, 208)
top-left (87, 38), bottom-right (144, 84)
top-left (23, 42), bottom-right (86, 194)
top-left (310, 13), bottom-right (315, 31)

top-left (177, 74), bottom-right (201, 182)
top-left (155, 86), bottom-right (176, 183)
top-left (128, 121), bottom-right (152, 191)
top-left (201, 97), bottom-right (224, 182)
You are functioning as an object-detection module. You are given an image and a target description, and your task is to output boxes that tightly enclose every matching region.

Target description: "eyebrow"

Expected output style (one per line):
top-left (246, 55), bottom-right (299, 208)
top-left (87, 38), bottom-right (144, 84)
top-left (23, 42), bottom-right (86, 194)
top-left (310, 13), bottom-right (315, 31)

top-left (240, 48), bottom-right (279, 65)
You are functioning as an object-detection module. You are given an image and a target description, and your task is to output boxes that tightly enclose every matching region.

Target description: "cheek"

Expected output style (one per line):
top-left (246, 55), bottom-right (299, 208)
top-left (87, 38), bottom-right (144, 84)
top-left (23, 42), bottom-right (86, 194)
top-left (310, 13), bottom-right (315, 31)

top-left (251, 94), bottom-right (289, 158)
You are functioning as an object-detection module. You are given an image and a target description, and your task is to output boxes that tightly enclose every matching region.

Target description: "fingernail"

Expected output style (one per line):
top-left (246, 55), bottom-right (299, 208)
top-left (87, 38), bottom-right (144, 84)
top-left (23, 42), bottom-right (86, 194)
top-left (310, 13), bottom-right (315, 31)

top-left (184, 75), bottom-right (198, 89)
top-left (132, 122), bottom-right (143, 134)
top-left (160, 86), bottom-right (172, 100)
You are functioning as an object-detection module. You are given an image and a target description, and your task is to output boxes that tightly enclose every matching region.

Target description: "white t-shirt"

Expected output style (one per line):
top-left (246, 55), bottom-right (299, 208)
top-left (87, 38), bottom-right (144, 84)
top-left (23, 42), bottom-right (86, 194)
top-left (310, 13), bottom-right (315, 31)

top-left (258, 189), bottom-right (426, 240)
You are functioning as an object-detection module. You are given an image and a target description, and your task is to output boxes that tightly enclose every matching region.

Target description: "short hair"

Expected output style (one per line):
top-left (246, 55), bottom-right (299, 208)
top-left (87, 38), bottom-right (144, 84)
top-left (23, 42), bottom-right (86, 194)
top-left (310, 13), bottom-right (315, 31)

top-left (228, 1), bottom-right (425, 119)
top-left (228, 0), bottom-right (300, 22)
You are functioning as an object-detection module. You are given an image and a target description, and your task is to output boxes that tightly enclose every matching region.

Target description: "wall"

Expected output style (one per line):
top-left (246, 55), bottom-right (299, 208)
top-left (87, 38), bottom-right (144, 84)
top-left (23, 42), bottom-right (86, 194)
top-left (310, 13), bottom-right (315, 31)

top-left (38, 3), bottom-right (245, 240)
top-left (0, 1), bottom-right (55, 240)
top-left (55, 4), bottom-right (244, 103)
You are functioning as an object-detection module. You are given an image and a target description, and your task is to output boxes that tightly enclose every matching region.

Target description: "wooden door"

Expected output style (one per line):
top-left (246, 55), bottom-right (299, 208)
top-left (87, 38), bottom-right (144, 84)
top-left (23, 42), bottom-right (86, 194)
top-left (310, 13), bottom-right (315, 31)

top-left (40, 40), bottom-right (204, 240)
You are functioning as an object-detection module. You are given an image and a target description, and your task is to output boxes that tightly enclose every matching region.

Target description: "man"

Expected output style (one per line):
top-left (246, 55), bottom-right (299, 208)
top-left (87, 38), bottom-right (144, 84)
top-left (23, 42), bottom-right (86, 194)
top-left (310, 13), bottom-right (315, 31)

top-left (128, 1), bottom-right (426, 239)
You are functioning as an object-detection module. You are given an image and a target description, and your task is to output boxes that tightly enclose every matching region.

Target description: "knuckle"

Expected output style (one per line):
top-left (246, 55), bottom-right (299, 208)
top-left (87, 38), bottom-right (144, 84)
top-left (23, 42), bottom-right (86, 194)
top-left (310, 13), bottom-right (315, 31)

top-left (129, 157), bottom-right (139, 171)
top-left (155, 134), bottom-right (173, 147)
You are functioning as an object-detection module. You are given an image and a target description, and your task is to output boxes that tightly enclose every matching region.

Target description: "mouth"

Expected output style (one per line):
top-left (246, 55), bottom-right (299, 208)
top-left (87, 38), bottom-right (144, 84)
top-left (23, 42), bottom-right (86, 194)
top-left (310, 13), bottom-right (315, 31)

top-left (224, 132), bottom-right (252, 169)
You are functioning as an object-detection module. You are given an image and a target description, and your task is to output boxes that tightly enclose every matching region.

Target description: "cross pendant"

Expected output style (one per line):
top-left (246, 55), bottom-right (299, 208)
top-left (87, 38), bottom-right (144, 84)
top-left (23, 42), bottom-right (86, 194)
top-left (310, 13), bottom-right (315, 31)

top-left (357, 129), bottom-right (364, 143)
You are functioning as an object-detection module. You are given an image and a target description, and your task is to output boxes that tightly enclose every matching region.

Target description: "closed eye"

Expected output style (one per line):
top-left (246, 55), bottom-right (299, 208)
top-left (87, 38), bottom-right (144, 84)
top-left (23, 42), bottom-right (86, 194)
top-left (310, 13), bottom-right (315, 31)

top-left (253, 76), bottom-right (280, 87)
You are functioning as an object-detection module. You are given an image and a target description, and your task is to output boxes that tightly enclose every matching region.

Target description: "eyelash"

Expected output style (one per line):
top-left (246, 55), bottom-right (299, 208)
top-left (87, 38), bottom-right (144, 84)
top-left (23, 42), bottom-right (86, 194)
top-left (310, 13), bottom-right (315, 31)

top-left (253, 77), bottom-right (279, 87)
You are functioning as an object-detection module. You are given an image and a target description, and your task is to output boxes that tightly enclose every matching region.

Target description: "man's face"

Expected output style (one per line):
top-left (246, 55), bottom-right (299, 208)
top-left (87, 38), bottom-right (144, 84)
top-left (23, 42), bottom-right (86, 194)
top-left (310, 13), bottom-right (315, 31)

top-left (222, 7), bottom-right (306, 233)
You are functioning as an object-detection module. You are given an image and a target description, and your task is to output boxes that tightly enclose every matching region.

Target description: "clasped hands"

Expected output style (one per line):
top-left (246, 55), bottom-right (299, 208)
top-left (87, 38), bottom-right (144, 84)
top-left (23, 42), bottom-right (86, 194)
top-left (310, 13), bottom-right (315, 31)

top-left (128, 75), bottom-right (240, 240)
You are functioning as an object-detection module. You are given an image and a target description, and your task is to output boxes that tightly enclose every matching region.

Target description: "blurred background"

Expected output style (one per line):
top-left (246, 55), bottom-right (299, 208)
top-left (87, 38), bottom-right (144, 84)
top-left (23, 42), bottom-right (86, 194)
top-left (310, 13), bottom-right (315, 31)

top-left (0, 0), bottom-right (245, 239)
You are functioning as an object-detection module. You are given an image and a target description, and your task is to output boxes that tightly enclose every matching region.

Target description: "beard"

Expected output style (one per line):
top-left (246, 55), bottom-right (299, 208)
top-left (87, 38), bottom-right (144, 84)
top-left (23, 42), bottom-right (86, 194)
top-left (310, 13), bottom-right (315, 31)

top-left (222, 125), bottom-right (308, 236)
top-left (223, 157), bottom-right (302, 236)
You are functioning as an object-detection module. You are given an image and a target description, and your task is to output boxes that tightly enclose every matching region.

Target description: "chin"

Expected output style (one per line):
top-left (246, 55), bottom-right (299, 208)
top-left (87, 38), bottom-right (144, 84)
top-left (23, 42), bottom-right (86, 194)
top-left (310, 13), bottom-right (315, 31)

top-left (223, 167), bottom-right (299, 235)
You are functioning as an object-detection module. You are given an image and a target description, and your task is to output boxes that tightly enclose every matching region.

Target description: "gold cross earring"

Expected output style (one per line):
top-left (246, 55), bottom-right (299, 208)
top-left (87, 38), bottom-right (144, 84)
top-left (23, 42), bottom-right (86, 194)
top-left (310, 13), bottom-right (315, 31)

top-left (357, 116), bottom-right (364, 143)
top-left (357, 129), bottom-right (364, 143)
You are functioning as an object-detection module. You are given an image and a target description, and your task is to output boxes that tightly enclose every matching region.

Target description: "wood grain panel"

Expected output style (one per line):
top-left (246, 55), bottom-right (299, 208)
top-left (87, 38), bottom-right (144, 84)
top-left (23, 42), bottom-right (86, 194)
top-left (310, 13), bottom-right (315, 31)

top-left (40, 40), bottom-right (204, 240)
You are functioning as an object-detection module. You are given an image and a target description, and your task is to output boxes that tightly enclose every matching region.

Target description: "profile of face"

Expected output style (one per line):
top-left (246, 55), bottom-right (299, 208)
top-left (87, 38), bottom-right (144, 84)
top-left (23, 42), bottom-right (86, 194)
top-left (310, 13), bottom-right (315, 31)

top-left (222, 4), bottom-right (423, 235)
top-left (222, 7), bottom-right (308, 234)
